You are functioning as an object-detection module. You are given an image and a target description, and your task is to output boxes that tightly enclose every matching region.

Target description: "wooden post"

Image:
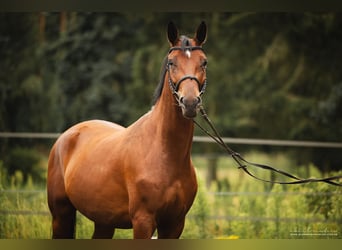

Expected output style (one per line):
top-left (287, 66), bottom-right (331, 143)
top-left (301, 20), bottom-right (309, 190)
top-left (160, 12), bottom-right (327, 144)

top-left (60, 12), bottom-right (67, 35)
top-left (39, 12), bottom-right (46, 43)
top-left (206, 154), bottom-right (218, 189)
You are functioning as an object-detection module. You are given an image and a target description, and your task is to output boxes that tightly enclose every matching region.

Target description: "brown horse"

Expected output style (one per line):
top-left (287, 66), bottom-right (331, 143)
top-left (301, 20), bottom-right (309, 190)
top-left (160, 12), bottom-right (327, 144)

top-left (47, 21), bottom-right (208, 239)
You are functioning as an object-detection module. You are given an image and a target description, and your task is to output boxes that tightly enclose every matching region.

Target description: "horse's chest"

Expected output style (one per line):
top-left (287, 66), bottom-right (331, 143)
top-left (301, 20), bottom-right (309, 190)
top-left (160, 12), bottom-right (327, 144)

top-left (162, 182), bottom-right (186, 206)
top-left (133, 176), bottom-right (196, 218)
top-left (163, 180), bottom-right (197, 220)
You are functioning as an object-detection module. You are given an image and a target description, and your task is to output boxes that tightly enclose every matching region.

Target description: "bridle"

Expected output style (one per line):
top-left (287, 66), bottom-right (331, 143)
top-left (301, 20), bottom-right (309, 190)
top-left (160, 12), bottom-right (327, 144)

top-left (166, 46), bottom-right (207, 100)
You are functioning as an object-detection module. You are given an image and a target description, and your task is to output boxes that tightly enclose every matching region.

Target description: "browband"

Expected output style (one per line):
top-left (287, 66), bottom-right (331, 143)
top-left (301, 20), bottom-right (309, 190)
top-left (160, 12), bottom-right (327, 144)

top-left (168, 46), bottom-right (203, 54)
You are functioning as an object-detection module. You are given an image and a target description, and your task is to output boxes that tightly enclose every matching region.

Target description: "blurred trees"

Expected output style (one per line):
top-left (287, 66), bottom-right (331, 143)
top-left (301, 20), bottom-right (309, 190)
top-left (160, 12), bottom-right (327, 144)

top-left (0, 12), bottom-right (341, 174)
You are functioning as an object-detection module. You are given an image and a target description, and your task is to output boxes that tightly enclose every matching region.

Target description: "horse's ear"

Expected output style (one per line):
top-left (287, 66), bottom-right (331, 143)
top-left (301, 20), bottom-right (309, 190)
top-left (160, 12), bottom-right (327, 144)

top-left (167, 21), bottom-right (179, 46)
top-left (194, 21), bottom-right (207, 46)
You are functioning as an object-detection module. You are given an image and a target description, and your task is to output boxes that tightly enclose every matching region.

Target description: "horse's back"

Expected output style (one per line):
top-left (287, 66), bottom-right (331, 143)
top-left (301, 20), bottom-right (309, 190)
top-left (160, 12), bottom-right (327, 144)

top-left (50, 120), bottom-right (125, 171)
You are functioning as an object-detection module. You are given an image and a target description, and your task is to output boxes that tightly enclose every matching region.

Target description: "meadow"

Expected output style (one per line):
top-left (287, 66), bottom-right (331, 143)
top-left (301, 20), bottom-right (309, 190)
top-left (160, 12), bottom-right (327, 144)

top-left (0, 151), bottom-right (341, 239)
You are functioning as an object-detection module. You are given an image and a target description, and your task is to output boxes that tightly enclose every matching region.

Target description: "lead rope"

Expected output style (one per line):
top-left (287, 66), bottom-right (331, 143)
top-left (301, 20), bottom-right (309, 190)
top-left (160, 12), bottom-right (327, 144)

top-left (193, 105), bottom-right (342, 187)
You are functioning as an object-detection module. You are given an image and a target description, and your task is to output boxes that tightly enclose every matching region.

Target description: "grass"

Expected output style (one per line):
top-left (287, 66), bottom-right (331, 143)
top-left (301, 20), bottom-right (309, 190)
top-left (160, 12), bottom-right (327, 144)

top-left (190, 151), bottom-right (342, 239)
top-left (0, 151), bottom-right (341, 239)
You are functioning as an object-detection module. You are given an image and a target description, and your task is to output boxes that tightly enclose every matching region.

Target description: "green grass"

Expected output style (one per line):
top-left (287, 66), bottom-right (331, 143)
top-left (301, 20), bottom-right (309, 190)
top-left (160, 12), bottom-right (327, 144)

top-left (190, 151), bottom-right (342, 239)
top-left (0, 151), bottom-right (341, 239)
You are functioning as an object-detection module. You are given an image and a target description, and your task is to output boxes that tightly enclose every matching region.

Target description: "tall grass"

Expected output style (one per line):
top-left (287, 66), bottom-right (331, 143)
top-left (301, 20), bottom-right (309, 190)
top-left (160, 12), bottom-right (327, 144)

top-left (0, 151), bottom-right (341, 239)
top-left (191, 151), bottom-right (342, 239)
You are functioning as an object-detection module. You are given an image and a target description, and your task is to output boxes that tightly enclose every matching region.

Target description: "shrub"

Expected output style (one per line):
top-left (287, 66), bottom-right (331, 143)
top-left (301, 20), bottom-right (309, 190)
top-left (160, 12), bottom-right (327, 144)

top-left (5, 147), bottom-right (44, 185)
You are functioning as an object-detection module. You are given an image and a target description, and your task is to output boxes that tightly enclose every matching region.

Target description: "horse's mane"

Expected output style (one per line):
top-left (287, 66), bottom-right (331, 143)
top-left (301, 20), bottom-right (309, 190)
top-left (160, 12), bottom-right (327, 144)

top-left (152, 56), bottom-right (168, 105)
top-left (151, 36), bottom-right (191, 105)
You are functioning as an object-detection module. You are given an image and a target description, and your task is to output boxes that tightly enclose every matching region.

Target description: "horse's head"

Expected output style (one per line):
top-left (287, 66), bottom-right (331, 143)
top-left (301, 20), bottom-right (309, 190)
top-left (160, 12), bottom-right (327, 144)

top-left (167, 21), bottom-right (207, 119)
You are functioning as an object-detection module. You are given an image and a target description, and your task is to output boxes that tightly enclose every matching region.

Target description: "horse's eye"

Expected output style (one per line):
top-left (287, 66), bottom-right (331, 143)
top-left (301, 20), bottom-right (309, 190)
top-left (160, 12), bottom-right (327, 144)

top-left (201, 60), bottom-right (208, 69)
top-left (168, 60), bottom-right (174, 67)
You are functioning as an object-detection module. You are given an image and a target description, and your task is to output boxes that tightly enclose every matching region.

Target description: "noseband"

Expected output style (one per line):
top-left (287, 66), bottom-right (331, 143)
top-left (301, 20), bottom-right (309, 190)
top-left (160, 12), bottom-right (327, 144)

top-left (167, 46), bottom-right (207, 98)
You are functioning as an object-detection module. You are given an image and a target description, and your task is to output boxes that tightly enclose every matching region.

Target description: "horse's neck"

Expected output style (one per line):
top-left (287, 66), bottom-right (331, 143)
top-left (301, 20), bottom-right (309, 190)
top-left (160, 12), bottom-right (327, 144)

top-left (150, 82), bottom-right (194, 160)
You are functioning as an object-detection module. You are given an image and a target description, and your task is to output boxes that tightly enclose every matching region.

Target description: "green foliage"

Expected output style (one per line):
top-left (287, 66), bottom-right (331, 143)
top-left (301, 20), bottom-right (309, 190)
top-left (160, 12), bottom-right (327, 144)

top-left (182, 175), bottom-right (210, 239)
top-left (4, 147), bottom-right (45, 185)
top-left (6, 148), bottom-right (45, 183)
top-left (1, 12), bottom-right (342, 172)
top-left (191, 153), bottom-right (342, 239)
top-left (0, 13), bottom-right (60, 133)
top-left (0, 161), bottom-right (6, 190)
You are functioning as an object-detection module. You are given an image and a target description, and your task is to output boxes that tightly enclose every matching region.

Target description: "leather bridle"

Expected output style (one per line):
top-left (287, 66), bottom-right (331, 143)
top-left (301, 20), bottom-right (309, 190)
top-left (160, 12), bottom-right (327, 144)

top-left (166, 46), bottom-right (207, 100)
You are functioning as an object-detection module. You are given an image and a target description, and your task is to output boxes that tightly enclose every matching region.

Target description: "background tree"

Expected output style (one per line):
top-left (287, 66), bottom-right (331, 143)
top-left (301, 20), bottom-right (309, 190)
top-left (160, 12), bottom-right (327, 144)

top-left (1, 12), bottom-right (341, 182)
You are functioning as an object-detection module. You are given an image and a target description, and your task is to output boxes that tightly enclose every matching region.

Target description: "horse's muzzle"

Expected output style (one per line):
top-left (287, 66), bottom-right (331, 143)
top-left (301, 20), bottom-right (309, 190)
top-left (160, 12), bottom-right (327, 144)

top-left (179, 96), bottom-right (202, 119)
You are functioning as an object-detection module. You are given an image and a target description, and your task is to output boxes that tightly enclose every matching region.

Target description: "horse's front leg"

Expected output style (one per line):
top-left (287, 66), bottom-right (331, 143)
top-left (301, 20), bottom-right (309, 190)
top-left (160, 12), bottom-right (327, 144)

top-left (92, 223), bottom-right (115, 239)
top-left (157, 218), bottom-right (185, 239)
top-left (131, 210), bottom-right (157, 239)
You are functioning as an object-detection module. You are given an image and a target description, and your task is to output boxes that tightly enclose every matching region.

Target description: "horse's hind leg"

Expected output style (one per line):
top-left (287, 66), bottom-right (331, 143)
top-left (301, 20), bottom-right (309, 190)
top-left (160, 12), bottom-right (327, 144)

top-left (47, 148), bottom-right (76, 239)
top-left (92, 223), bottom-right (115, 239)
top-left (50, 197), bottom-right (76, 238)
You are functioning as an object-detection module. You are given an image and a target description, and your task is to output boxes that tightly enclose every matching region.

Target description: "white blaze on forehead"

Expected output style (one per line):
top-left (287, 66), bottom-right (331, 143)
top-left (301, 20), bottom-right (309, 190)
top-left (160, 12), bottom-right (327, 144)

top-left (185, 49), bottom-right (191, 58)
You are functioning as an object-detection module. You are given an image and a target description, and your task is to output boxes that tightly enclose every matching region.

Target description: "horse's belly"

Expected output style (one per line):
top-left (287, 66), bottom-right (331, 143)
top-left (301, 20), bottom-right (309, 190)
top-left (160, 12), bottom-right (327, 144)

top-left (64, 162), bottom-right (131, 227)
top-left (81, 205), bottom-right (132, 229)
top-left (68, 185), bottom-right (132, 228)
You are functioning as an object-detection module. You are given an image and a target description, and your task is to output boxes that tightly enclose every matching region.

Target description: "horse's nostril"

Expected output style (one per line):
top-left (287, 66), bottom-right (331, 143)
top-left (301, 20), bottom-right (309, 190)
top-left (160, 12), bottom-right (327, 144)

top-left (196, 96), bottom-right (202, 104)
top-left (179, 96), bottom-right (201, 107)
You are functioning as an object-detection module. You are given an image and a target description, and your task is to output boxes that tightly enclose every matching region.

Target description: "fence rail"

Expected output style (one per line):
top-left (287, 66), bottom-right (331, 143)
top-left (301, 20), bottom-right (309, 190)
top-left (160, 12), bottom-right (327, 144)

top-left (0, 132), bottom-right (60, 139)
top-left (1, 132), bottom-right (342, 148)
top-left (193, 136), bottom-right (342, 148)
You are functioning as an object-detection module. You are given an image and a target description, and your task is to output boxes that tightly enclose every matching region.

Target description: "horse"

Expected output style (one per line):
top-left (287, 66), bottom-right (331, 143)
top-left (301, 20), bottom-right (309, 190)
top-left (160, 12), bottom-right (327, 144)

top-left (47, 21), bottom-right (208, 239)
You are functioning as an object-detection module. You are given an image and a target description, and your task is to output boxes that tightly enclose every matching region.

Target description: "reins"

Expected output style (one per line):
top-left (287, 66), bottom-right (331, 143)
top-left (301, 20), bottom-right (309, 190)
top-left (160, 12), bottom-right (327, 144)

top-left (167, 44), bottom-right (341, 187)
top-left (193, 105), bottom-right (342, 187)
